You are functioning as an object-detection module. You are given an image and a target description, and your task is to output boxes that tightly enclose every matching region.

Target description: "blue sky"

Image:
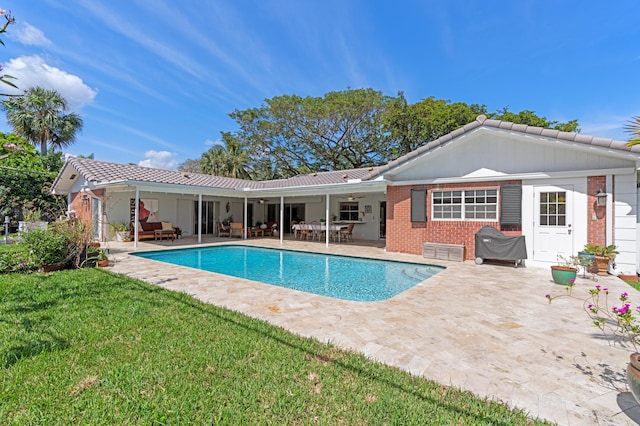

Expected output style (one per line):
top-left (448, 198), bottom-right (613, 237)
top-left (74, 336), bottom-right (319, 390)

top-left (1, 0), bottom-right (639, 169)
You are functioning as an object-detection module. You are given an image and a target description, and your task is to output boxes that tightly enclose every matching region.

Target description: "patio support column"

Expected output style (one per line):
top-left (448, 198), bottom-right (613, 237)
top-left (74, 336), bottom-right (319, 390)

top-left (197, 194), bottom-right (202, 244)
top-left (325, 193), bottom-right (330, 247)
top-left (605, 175), bottom-right (613, 247)
top-left (134, 188), bottom-right (139, 249)
top-left (244, 197), bottom-right (248, 239)
top-left (279, 195), bottom-right (284, 245)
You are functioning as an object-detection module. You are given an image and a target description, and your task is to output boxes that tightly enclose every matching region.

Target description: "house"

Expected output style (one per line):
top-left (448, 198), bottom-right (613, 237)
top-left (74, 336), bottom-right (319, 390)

top-left (51, 115), bottom-right (640, 275)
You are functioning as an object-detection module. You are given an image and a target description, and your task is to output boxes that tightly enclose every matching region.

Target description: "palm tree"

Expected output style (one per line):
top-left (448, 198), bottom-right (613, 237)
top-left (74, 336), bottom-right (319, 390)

top-left (3, 86), bottom-right (83, 155)
top-left (626, 116), bottom-right (640, 146)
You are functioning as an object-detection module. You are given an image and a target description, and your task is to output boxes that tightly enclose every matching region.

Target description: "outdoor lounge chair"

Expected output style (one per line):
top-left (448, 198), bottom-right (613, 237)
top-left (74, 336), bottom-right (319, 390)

top-left (229, 222), bottom-right (244, 238)
top-left (217, 222), bottom-right (230, 237)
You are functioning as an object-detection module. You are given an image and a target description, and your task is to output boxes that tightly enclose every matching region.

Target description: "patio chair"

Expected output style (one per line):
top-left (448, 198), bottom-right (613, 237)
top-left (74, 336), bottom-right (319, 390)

top-left (310, 220), bottom-right (324, 241)
top-left (298, 221), bottom-right (311, 240)
top-left (338, 223), bottom-right (354, 243)
top-left (229, 222), bottom-right (244, 238)
top-left (217, 222), bottom-right (231, 237)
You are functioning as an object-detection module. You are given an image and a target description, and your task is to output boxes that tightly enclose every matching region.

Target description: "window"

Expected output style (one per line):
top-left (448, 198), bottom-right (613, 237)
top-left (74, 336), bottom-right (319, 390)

top-left (432, 189), bottom-right (497, 220)
top-left (339, 202), bottom-right (358, 221)
top-left (539, 191), bottom-right (566, 226)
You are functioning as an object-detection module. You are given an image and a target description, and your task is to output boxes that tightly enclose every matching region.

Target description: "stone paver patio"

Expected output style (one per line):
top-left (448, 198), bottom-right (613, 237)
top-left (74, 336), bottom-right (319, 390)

top-left (105, 236), bottom-right (640, 425)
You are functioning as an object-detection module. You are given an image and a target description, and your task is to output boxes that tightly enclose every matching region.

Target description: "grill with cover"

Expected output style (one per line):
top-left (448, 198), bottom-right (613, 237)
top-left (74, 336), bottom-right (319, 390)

top-left (474, 226), bottom-right (527, 267)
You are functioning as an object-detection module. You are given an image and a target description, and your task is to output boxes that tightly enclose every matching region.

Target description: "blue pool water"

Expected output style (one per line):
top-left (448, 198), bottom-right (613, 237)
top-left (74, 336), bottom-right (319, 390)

top-left (133, 245), bottom-right (444, 302)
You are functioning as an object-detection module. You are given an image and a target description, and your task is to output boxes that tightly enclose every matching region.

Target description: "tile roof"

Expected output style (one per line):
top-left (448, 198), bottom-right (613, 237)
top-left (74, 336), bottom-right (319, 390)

top-left (55, 156), bottom-right (382, 193)
top-left (361, 115), bottom-right (640, 180)
top-left (53, 115), bottom-right (638, 194)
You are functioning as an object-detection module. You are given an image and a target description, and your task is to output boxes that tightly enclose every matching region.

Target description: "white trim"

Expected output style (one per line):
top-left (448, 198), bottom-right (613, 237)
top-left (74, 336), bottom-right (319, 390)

top-left (387, 167), bottom-right (636, 187)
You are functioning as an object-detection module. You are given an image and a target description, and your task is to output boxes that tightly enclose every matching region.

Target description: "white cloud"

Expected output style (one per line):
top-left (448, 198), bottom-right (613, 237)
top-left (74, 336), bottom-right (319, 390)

top-left (13, 23), bottom-right (52, 46)
top-left (138, 150), bottom-right (179, 169)
top-left (205, 138), bottom-right (224, 146)
top-left (2, 55), bottom-right (97, 111)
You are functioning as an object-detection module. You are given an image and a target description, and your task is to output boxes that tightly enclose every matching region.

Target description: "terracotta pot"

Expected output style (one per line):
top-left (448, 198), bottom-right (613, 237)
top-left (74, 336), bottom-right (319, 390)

top-left (97, 259), bottom-right (109, 267)
top-left (627, 353), bottom-right (640, 404)
top-left (594, 255), bottom-right (610, 276)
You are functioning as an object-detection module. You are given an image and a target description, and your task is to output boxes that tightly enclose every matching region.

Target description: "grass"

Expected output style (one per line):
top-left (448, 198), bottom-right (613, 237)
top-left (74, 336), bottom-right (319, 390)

top-left (0, 268), bottom-right (547, 425)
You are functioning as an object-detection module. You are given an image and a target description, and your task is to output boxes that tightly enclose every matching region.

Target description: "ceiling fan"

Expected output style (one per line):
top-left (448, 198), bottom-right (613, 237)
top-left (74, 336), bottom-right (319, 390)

top-left (258, 198), bottom-right (269, 204)
top-left (341, 194), bottom-right (365, 201)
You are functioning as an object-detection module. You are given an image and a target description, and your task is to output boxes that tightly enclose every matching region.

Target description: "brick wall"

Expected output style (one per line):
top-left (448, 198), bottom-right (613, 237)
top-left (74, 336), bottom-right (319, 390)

top-left (587, 176), bottom-right (606, 245)
top-left (386, 180), bottom-right (522, 259)
top-left (69, 189), bottom-right (105, 236)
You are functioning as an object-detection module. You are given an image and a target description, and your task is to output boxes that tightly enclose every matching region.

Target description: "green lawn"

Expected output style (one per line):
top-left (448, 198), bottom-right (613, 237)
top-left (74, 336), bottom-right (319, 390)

top-left (0, 268), bottom-right (547, 425)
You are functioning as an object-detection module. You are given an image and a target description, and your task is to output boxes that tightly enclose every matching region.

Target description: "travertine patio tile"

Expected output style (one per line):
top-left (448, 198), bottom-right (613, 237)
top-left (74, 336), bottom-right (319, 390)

top-left (104, 237), bottom-right (640, 425)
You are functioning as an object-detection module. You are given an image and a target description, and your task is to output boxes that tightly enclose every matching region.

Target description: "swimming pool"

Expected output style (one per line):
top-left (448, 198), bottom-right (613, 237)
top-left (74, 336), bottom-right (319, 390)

top-left (133, 245), bottom-right (443, 302)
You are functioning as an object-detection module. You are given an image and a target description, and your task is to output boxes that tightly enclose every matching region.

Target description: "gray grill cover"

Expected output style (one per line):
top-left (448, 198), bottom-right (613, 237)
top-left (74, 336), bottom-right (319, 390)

top-left (475, 226), bottom-right (527, 261)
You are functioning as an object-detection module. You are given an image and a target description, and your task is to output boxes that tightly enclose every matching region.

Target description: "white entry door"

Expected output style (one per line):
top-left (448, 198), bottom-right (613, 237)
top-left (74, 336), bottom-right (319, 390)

top-left (533, 186), bottom-right (574, 262)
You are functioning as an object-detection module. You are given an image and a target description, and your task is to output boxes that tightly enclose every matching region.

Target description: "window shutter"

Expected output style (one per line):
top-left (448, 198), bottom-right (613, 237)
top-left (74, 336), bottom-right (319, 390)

top-left (500, 185), bottom-right (522, 226)
top-left (411, 189), bottom-right (427, 222)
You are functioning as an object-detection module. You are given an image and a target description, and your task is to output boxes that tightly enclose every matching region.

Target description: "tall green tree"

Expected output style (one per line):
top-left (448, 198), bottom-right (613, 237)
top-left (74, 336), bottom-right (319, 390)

top-left (3, 86), bottom-right (83, 155)
top-left (228, 88), bottom-right (393, 177)
top-left (491, 108), bottom-right (579, 132)
top-left (383, 93), bottom-right (487, 155)
top-left (625, 116), bottom-right (640, 146)
top-left (181, 89), bottom-right (581, 178)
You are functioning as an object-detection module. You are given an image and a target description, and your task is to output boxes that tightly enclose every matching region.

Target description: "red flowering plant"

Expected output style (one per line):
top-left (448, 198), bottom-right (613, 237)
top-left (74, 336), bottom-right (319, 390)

top-left (547, 283), bottom-right (640, 351)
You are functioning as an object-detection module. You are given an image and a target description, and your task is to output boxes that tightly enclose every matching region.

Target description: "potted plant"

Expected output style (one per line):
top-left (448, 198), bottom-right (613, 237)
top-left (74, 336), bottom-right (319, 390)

top-left (97, 249), bottom-right (109, 267)
top-left (584, 244), bottom-right (619, 276)
top-left (84, 246), bottom-right (109, 267)
top-left (550, 254), bottom-right (579, 285)
top-left (109, 222), bottom-right (131, 242)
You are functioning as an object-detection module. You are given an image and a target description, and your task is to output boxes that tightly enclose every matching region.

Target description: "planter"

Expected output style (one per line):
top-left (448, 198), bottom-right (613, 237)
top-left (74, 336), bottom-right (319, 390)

top-left (594, 255), bottom-right (610, 276)
top-left (18, 221), bottom-right (48, 234)
top-left (97, 259), bottom-right (109, 267)
top-left (115, 231), bottom-right (131, 242)
top-left (551, 265), bottom-right (577, 285)
top-left (619, 274), bottom-right (639, 282)
top-left (577, 251), bottom-right (595, 270)
top-left (42, 262), bottom-right (65, 273)
top-left (627, 353), bottom-right (640, 404)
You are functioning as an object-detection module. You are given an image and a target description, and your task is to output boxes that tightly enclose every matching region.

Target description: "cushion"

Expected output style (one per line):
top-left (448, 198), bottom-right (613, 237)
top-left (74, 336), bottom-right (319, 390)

top-left (137, 221), bottom-right (144, 232)
top-left (161, 221), bottom-right (173, 231)
top-left (141, 222), bottom-right (157, 232)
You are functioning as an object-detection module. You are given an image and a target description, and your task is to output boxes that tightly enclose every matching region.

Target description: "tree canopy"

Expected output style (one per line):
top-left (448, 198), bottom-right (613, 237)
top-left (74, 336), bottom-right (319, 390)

top-left (180, 89), bottom-right (580, 179)
top-left (625, 116), bottom-right (640, 146)
top-left (0, 132), bottom-right (65, 223)
top-left (3, 86), bottom-right (83, 156)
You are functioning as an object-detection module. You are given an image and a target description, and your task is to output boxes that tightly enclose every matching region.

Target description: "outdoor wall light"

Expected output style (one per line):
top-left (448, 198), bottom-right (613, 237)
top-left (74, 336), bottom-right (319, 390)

top-left (596, 189), bottom-right (607, 207)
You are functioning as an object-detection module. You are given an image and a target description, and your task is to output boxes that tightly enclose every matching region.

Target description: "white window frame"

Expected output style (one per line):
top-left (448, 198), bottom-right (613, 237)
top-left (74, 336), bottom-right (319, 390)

top-left (339, 202), bottom-right (359, 221)
top-left (431, 189), bottom-right (498, 221)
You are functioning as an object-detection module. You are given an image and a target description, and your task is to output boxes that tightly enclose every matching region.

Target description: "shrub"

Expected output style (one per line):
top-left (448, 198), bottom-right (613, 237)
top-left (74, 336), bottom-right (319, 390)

top-left (22, 228), bottom-right (70, 267)
top-left (0, 245), bottom-right (36, 273)
top-left (21, 220), bottom-right (93, 269)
